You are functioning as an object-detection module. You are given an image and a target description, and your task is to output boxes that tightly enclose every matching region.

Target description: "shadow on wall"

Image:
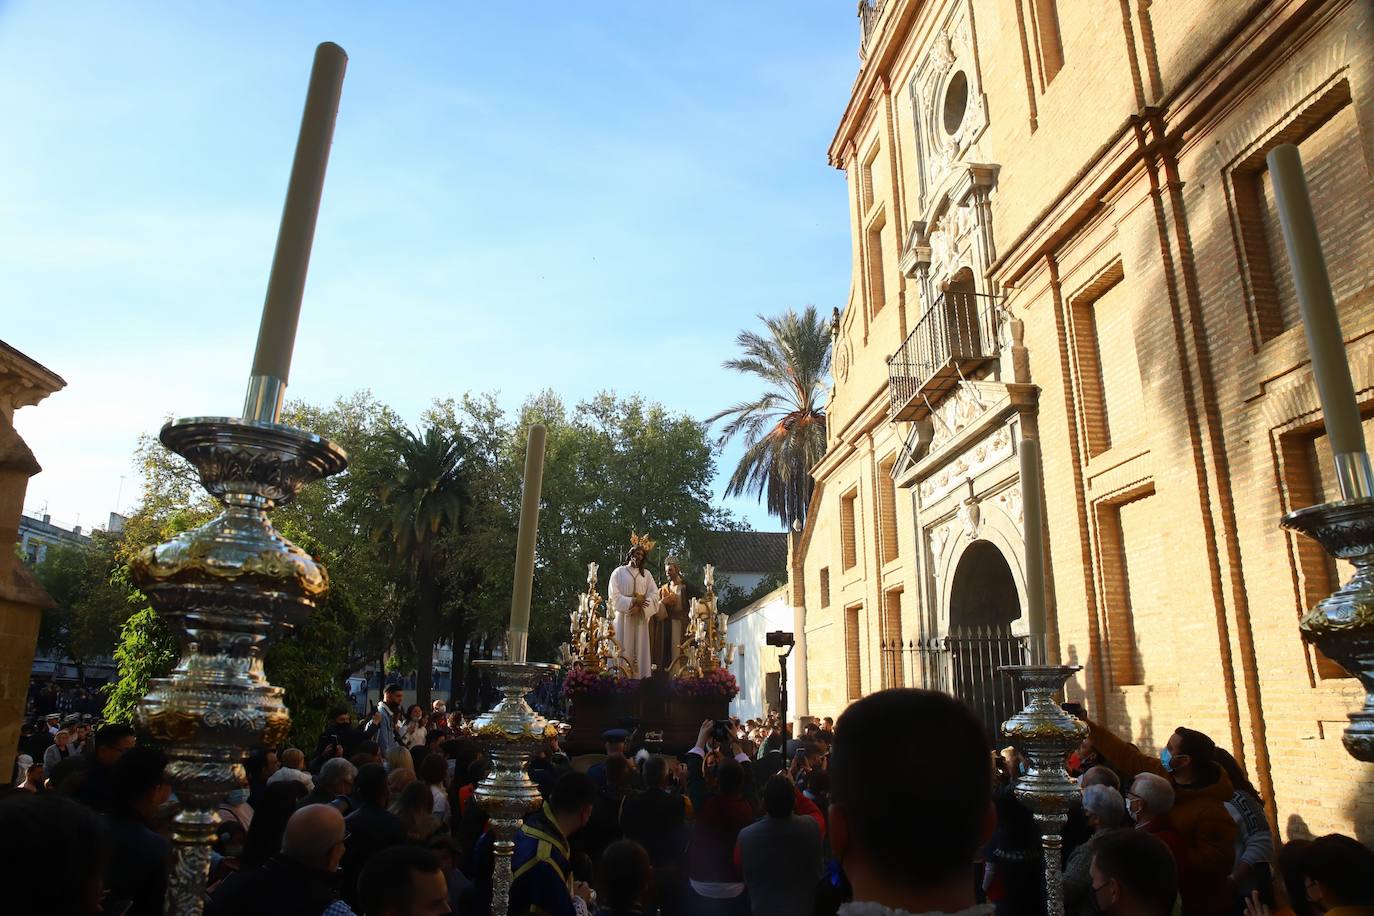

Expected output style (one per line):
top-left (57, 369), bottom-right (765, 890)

top-left (1342, 761), bottom-right (1374, 846)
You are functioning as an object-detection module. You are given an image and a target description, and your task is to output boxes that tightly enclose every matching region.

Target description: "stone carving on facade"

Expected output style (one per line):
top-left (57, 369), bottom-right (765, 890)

top-left (919, 420), bottom-right (1016, 506)
top-left (908, 3), bottom-right (989, 210)
top-left (930, 520), bottom-right (953, 569)
top-left (995, 483), bottom-right (1024, 529)
top-left (958, 494), bottom-right (982, 540)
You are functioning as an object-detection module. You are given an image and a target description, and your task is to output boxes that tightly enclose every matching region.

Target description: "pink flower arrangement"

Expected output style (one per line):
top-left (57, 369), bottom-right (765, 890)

top-left (669, 668), bottom-right (739, 700)
top-left (561, 666), bottom-right (639, 698)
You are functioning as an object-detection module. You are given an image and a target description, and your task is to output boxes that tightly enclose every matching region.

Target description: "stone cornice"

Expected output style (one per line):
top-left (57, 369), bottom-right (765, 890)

top-left (829, 0), bottom-right (927, 168)
top-left (0, 340), bottom-right (65, 414)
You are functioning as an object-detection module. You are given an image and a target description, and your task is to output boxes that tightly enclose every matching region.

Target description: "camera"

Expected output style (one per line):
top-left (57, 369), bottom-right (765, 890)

top-left (710, 719), bottom-right (732, 743)
top-left (765, 630), bottom-right (795, 648)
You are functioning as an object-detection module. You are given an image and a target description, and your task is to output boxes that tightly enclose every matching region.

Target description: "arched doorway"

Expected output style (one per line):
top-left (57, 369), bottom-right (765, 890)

top-left (946, 540), bottom-right (1030, 739)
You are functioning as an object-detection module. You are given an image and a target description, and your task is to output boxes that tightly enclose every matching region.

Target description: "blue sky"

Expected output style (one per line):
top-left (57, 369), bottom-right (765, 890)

top-left (3, 2), bottom-right (855, 533)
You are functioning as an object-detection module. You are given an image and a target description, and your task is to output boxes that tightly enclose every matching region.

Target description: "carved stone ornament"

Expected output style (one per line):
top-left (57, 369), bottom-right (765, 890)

top-left (959, 495), bottom-right (982, 540)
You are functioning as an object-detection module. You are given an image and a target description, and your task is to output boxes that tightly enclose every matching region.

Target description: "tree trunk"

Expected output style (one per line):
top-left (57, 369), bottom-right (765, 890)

top-left (413, 575), bottom-right (439, 711)
top-left (450, 620), bottom-right (470, 707)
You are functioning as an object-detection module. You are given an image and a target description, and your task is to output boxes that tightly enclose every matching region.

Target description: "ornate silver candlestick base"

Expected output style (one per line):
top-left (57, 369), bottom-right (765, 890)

top-left (1001, 663), bottom-right (1088, 916)
top-left (471, 659), bottom-right (559, 916)
top-left (129, 417), bottom-right (347, 915)
top-left (1282, 496), bottom-right (1374, 761)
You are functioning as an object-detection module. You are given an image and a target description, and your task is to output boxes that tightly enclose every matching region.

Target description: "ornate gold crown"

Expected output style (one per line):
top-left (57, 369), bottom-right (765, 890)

top-left (630, 531), bottom-right (657, 553)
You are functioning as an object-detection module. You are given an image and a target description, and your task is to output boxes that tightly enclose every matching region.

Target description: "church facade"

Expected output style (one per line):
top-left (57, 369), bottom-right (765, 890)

top-left (791, 0), bottom-right (1374, 837)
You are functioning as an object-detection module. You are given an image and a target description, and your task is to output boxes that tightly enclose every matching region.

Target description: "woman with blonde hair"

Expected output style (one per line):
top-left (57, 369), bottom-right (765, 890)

top-left (385, 745), bottom-right (413, 774)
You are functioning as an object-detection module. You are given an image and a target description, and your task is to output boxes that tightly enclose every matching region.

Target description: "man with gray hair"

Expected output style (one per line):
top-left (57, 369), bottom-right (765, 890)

top-left (207, 804), bottom-right (355, 916)
top-left (1064, 784), bottom-right (1128, 910)
top-left (306, 757), bottom-right (359, 814)
top-left (1127, 772), bottom-right (1189, 888)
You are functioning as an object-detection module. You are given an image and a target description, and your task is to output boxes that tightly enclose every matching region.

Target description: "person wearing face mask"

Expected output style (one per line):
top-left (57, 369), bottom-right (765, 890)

top-left (207, 804), bottom-right (354, 916)
top-left (1089, 828), bottom-right (1180, 916)
top-left (1064, 784), bottom-right (1128, 913)
top-left (1088, 719), bottom-right (1236, 915)
top-left (1124, 773), bottom-right (1189, 892)
top-left (218, 776), bottom-right (255, 834)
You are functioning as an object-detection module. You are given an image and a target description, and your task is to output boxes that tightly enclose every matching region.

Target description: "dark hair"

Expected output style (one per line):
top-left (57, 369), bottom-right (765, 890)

top-left (1298, 834), bottom-right (1374, 905)
top-left (245, 746), bottom-right (275, 783)
top-left (357, 844), bottom-right (443, 915)
top-left (240, 780), bottom-right (307, 870)
top-left (1277, 839), bottom-right (1312, 915)
top-left (595, 839), bottom-right (651, 914)
top-left (1172, 727), bottom-right (1216, 770)
top-left (831, 689), bottom-right (991, 885)
top-left (717, 760), bottom-right (745, 796)
top-left (0, 794), bottom-right (109, 915)
top-left (399, 780), bottom-right (434, 814)
top-left (605, 755), bottom-right (632, 787)
top-left (550, 771), bottom-right (597, 815)
top-left (355, 763), bottom-right (388, 807)
top-left (643, 755), bottom-right (668, 788)
top-left (384, 683), bottom-right (403, 695)
top-left (110, 747), bottom-right (167, 808)
top-left (763, 773), bottom-right (796, 818)
top-left (93, 723), bottom-right (135, 750)
top-left (815, 729), bottom-right (834, 745)
top-left (355, 739), bottom-right (379, 759)
top-left (419, 752), bottom-right (447, 787)
top-left (328, 705), bottom-right (350, 721)
top-left (1211, 747), bottom-right (1259, 800)
top-left (1091, 829), bottom-right (1178, 913)
top-left (45, 755), bottom-right (90, 794)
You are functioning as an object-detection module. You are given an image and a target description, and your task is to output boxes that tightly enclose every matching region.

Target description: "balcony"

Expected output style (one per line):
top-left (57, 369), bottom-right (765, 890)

top-left (887, 290), bottom-right (1000, 421)
top-left (858, 0), bottom-right (887, 57)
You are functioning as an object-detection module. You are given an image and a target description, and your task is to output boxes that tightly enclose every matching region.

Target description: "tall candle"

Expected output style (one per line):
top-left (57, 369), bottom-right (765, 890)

top-left (244, 41), bottom-right (348, 423)
top-left (1267, 144), bottom-right (1371, 498)
top-left (1020, 437), bottom-right (1047, 642)
top-left (508, 423), bottom-right (547, 662)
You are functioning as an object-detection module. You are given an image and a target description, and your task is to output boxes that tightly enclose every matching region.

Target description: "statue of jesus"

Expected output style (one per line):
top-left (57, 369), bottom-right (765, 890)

top-left (608, 534), bottom-right (662, 678)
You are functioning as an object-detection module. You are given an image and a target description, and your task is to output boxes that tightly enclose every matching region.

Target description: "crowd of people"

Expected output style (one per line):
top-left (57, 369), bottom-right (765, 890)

top-left (1, 681), bottom-right (1371, 916)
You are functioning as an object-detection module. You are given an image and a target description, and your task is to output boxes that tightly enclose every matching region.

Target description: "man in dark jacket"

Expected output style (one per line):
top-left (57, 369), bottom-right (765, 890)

top-left (620, 755), bottom-right (690, 916)
top-left (341, 764), bottom-right (407, 907)
top-left (206, 804), bottom-right (350, 916)
top-left (103, 747), bottom-right (173, 916)
top-left (738, 773), bottom-right (824, 916)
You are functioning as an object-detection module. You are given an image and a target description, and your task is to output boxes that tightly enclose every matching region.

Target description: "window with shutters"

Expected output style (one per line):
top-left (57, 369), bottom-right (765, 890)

top-left (879, 455), bottom-right (899, 564)
top-left (841, 488), bottom-right (859, 571)
top-left (845, 604), bottom-right (863, 701)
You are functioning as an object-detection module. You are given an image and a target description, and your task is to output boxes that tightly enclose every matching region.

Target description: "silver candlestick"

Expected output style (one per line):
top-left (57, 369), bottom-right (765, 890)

top-left (1282, 496), bottom-right (1374, 760)
top-left (130, 418), bottom-right (347, 914)
top-left (471, 658), bottom-right (559, 916)
top-left (1000, 663), bottom-right (1088, 916)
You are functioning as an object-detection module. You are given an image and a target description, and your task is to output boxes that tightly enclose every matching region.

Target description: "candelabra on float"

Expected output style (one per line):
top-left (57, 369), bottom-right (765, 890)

top-left (673, 564), bottom-right (734, 675)
top-left (1000, 664), bottom-right (1087, 916)
top-left (471, 658), bottom-right (560, 916)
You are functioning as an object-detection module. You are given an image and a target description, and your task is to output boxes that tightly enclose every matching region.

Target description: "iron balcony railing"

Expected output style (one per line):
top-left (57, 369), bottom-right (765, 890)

top-left (858, 0), bottom-right (886, 54)
top-left (887, 289), bottom-right (1000, 422)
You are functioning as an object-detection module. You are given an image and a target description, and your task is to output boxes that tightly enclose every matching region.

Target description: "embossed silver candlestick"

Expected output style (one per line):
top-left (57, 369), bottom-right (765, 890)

top-left (472, 658), bottom-right (559, 916)
top-left (1001, 664), bottom-right (1088, 916)
top-left (130, 418), bottom-right (347, 913)
top-left (1282, 497), bottom-right (1374, 761)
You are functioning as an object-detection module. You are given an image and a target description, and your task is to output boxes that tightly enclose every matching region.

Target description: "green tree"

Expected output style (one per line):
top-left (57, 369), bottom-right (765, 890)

top-left (104, 608), bottom-right (177, 724)
top-left (33, 532), bottom-right (135, 684)
top-left (708, 306), bottom-right (831, 526)
top-left (373, 422), bottom-right (473, 709)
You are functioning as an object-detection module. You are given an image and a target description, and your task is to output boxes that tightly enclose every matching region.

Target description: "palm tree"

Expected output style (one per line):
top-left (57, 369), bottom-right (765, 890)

top-left (708, 305), bottom-right (831, 527)
top-left (374, 422), bottom-right (472, 708)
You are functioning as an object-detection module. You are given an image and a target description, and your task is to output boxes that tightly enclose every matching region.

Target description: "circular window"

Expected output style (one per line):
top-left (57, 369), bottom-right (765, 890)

top-left (942, 70), bottom-right (969, 135)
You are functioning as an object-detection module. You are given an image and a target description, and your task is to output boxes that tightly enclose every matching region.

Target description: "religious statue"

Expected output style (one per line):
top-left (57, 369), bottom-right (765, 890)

top-left (656, 554), bottom-right (699, 671)
top-left (607, 532), bottom-right (663, 678)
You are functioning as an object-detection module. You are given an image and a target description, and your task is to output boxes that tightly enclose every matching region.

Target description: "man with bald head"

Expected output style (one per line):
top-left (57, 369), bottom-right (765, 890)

top-left (206, 804), bottom-right (355, 916)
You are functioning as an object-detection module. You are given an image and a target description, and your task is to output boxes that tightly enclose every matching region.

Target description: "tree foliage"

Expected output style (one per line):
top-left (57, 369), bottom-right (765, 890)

top-left (33, 532), bottom-right (136, 683)
top-left (103, 608), bottom-right (177, 724)
top-left (708, 306), bottom-right (831, 526)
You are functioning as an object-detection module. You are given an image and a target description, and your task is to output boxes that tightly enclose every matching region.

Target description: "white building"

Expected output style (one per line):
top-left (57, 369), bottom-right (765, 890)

top-left (725, 585), bottom-right (795, 723)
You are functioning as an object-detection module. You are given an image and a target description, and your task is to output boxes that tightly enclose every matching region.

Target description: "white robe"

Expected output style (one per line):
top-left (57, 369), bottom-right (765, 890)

top-left (608, 563), bottom-right (661, 678)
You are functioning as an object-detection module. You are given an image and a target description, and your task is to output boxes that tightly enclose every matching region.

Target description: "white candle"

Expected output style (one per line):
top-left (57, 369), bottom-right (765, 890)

top-left (1267, 144), bottom-right (1371, 498)
top-left (508, 424), bottom-right (547, 661)
top-left (1020, 438), bottom-right (1047, 639)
